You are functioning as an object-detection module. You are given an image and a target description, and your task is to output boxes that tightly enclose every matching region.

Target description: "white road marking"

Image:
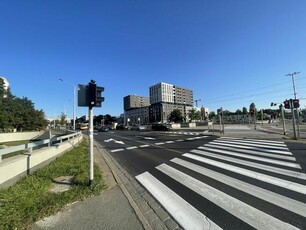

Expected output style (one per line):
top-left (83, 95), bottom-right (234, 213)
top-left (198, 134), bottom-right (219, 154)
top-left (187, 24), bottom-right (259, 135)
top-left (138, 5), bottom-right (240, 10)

top-left (219, 136), bottom-right (286, 144)
top-left (218, 137), bottom-right (287, 147)
top-left (191, 149), bottom-right (306, 180)
top-left (183, 153), bottom-right (306, 195)
top-left (208, 141), bottom-right (292, 155)
top-left (165, 141), bottom-right (175, 144)
top-left (136, 172), bottom-right (221, 230)
top-left (155, 142), bottom-right (165, 145)
top-left (198, 146), bottom-right (299, 168)
top-left (157, 164), bottom-right (299, 230)
top-left (140, 145), bottom-right (149, 148)
top-left (171, 158), bottom-right (306, 218)
top-left (213, 139), bottom-right (289, 150)
top-left (126, 146), bottom-right (138, 150)
top-left (110, 148), bottom-right (125, 153)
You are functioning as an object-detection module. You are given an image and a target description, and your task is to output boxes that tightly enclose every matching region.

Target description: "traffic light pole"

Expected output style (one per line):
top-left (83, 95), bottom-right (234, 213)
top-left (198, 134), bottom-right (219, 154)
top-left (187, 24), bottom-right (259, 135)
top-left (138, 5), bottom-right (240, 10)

top-left (88, 106), bottom-right (94, 186)
top-left (280, 105), bottom-right (286, 135)
top-left (290, 100), bottom-right (297, 140)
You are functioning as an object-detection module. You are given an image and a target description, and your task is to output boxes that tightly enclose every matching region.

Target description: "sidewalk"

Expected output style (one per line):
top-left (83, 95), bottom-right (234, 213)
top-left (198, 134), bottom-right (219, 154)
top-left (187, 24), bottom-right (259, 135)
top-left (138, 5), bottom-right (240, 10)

top-left (29, 141), bottom-right (180, 230)
top-left (29, 144), bottom-right (144, 230)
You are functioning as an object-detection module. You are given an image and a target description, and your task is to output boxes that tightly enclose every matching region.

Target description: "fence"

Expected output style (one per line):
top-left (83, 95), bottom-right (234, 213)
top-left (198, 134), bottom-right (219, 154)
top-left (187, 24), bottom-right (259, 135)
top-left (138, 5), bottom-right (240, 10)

top-left (0, 132), bottom-right (82, 162)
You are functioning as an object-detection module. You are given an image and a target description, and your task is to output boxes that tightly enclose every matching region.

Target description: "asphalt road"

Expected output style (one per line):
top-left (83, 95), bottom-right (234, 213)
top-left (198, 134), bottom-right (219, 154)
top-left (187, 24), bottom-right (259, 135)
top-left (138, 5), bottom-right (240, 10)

top-left (95, 129), bottom-right (306, 230)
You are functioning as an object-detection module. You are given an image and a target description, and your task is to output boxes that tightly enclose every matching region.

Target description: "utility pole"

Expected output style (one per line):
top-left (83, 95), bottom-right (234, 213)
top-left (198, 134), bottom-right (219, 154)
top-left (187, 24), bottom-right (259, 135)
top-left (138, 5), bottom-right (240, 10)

top-left (286, 72), bottom-right (300, 139)
top-left (286, 72), bottom-right (299, 100)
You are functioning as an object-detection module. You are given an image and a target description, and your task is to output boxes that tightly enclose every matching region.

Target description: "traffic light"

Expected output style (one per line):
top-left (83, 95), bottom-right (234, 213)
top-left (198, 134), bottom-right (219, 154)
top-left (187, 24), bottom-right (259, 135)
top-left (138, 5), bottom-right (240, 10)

top-left (88, 80), bottom-right (97, 107)
top-left (293, 99), bottom-right (300, 108)
top-left (96, 86), bottom-right (105, 107)
top-left (283, 100), bottom-right (290, 109)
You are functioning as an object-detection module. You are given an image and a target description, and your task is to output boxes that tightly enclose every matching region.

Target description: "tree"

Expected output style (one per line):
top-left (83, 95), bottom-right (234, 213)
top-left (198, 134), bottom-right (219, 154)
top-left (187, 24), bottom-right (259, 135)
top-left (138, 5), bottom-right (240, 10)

top-left (188, 108), bottom-right (201, 122)
top-left (209, 111), bottom-right (216, 119)
top-left (60, 113), bottom-right (67, 126)
top-left (0, 90), bottom-right (48, 131)
top-left (236, 109), bottom-right (242, 115)
top-left (169, 109), bottom-right (183, 123)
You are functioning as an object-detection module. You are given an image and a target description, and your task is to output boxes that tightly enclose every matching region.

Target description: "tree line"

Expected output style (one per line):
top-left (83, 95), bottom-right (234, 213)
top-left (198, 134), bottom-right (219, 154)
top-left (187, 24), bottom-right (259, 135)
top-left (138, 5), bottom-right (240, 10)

top-left (0, 79), bottom-right (48, 132)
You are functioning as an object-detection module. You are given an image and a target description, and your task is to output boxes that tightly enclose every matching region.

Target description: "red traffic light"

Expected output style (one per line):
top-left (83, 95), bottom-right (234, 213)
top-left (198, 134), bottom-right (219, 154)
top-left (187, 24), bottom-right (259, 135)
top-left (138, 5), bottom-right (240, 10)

top-left (283, 100), bottom-right (290, 109)
top-left (293, 99), bottom-right (300, 108)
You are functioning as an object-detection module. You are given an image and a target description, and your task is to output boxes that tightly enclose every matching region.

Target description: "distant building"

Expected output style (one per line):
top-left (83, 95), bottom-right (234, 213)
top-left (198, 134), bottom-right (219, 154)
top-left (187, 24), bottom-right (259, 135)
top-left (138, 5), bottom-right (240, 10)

top-left (124, 95), bottom-right (150, 125)
top-left (149, 82), bottom-right (193, 123)
top-left (0, 76), bottom-right (9, 98)
top-left (123, 82), bottom-right (196, 124)
top-left (123, 95), bottom-right (150, 111)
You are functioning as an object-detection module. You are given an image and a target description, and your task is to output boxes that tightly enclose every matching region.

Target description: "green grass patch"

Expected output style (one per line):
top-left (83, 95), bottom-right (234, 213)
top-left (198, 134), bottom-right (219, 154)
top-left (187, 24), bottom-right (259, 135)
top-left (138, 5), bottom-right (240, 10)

top-left (0, 139), bottom-right (106, 230)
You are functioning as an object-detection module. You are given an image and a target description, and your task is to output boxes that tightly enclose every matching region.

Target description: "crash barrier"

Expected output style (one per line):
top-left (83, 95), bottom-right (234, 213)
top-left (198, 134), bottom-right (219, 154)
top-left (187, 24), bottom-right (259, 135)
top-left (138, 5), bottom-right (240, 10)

top-left (0, 131), bottom-right (44, 142)
top-left (0, 132), bottom-right (82, 188)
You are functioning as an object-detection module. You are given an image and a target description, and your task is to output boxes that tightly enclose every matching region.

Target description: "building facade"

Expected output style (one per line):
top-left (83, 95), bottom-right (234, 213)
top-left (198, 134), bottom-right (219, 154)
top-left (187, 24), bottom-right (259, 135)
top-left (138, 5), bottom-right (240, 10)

top-left (149, 82), bottom-right (193, 123)
top-left (124, 95), bottom-right (150, 111)
top-left (123, 95), bottom-right (150, 124)
top-left (0, 76), bottom-right (9, 98)
top-left (123, 82), bottom-right (195, 124)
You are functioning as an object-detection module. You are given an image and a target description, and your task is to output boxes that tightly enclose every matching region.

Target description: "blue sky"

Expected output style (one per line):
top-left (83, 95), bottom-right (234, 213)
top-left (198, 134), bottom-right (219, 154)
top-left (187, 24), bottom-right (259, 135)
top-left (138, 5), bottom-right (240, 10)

top-left (1, 0), bottom-right (306, 119)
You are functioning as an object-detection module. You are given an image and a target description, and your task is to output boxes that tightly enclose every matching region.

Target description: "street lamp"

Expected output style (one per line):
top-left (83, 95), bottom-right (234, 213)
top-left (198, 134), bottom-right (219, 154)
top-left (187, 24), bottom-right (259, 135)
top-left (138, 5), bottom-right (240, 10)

top-left (59, 78), bottom-right (76, 130)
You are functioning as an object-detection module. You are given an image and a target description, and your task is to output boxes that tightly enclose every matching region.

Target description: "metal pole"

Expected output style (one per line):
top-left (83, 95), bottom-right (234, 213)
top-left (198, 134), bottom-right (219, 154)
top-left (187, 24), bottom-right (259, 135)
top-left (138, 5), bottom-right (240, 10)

top-left (219, 114), bottom-right (222, 133)
top-left (295, 109), bottom-right (301, 139)
top-left (281, 105), bottom-right (286, 135)
top-left (89, 107), bottom-right (94, 186)
top-left (73, 86), bottom-right (76, 130)
top-left (261, 109), bottom-right (263, 126)
top-left (291, 75), bottom-right (297, 99)
top-left (254, 111), bottom-right (257, 130)
top-left (290, 100), bottom-right (297, 140)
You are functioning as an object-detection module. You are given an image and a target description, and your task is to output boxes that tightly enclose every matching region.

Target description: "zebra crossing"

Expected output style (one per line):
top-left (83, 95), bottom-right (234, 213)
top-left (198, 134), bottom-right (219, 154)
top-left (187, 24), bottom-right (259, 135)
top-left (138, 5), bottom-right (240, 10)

top-left (136, 137), bottom-right (306, 229)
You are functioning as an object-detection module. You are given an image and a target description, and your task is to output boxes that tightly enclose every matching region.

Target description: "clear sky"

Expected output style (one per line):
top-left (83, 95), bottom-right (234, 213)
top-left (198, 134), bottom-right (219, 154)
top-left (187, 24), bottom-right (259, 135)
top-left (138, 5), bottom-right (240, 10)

top-left (1, 0), bottom-right (306, 119)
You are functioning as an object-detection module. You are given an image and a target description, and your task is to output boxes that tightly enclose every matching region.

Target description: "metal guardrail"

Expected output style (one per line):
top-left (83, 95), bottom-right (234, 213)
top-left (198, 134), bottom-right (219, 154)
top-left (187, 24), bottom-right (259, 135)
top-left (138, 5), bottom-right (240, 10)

top-left (0, 132), bottom-right (82, 162)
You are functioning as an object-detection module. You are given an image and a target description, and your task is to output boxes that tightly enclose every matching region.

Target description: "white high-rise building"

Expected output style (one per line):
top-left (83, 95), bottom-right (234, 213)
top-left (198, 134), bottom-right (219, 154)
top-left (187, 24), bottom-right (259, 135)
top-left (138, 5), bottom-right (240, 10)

top-left (0, 76), bottom-right (9, 98)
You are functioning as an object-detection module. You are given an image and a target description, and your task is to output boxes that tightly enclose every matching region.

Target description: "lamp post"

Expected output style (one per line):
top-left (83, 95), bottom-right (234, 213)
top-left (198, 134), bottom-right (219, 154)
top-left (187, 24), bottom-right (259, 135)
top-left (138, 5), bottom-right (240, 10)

top-left (59, 78), bottom-right (76, 130)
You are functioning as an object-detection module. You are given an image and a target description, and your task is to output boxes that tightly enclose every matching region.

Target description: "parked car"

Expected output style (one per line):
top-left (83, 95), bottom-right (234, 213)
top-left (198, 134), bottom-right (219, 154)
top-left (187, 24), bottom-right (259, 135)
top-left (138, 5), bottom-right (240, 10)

top-left (98, 125), bottom-right (109, 132)
top-left (151, 123), bottom-right (172, 131)
top-left (131, 124), bottom-right (146, 131)
top-left (116, 124), bottom-right (129, 130)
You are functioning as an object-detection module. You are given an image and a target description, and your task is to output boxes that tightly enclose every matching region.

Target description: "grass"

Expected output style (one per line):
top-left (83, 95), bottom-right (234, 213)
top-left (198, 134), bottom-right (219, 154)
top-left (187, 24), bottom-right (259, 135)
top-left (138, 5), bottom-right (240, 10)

top-left (0, 139), bottom-right (106, 230)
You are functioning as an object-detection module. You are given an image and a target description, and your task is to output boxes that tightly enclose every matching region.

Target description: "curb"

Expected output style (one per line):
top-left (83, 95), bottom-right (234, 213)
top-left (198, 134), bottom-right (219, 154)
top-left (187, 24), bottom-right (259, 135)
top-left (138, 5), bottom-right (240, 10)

top-left (94, 141), bottom-right (182, 230)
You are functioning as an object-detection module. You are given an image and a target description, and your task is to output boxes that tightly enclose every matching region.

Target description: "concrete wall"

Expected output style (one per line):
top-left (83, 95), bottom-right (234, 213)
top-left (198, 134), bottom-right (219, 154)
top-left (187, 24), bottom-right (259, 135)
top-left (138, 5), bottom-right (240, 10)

top-left (171, 123), bottom-right (181, 129)
top-left (0, 131), bottom-right (44, 143)
top-left (0, 135), bottom-right (83, 188)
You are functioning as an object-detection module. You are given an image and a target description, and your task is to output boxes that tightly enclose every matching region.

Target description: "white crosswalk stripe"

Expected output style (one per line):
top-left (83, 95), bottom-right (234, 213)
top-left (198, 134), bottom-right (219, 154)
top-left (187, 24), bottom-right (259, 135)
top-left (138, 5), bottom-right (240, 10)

top-left (136, 137), bottom-right (306, 229)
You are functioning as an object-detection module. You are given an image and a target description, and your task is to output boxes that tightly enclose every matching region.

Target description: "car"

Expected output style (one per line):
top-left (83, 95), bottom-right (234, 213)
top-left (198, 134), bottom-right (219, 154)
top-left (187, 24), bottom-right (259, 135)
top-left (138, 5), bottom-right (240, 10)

top-left (131, 124), bottom-right (146, 131)
top-left (151, 123), bottom-right (172, 131)
top-left (98, 125), bottom-right (109, 132)
top-left (116, 124), bottom-right (129, 130)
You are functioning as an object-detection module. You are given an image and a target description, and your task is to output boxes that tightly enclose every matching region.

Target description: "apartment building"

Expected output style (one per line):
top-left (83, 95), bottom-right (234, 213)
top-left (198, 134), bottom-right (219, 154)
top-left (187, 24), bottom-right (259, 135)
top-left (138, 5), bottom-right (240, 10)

top-left (149, 82), bottom-right (193, 123)
top-left (123, 95), bottom-right (150, 124)
top-left (123, 82), bottom-right (194, 124)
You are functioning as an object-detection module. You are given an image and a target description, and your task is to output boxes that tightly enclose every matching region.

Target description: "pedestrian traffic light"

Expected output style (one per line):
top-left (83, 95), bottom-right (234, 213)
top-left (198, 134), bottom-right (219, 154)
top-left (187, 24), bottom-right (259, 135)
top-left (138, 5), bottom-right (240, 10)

top-left (88, 80), bottom-right (97, 107)
top-left (283, 100), bottom-right (290, 109)
top-left (293, 99), bottom-right (300, 108)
